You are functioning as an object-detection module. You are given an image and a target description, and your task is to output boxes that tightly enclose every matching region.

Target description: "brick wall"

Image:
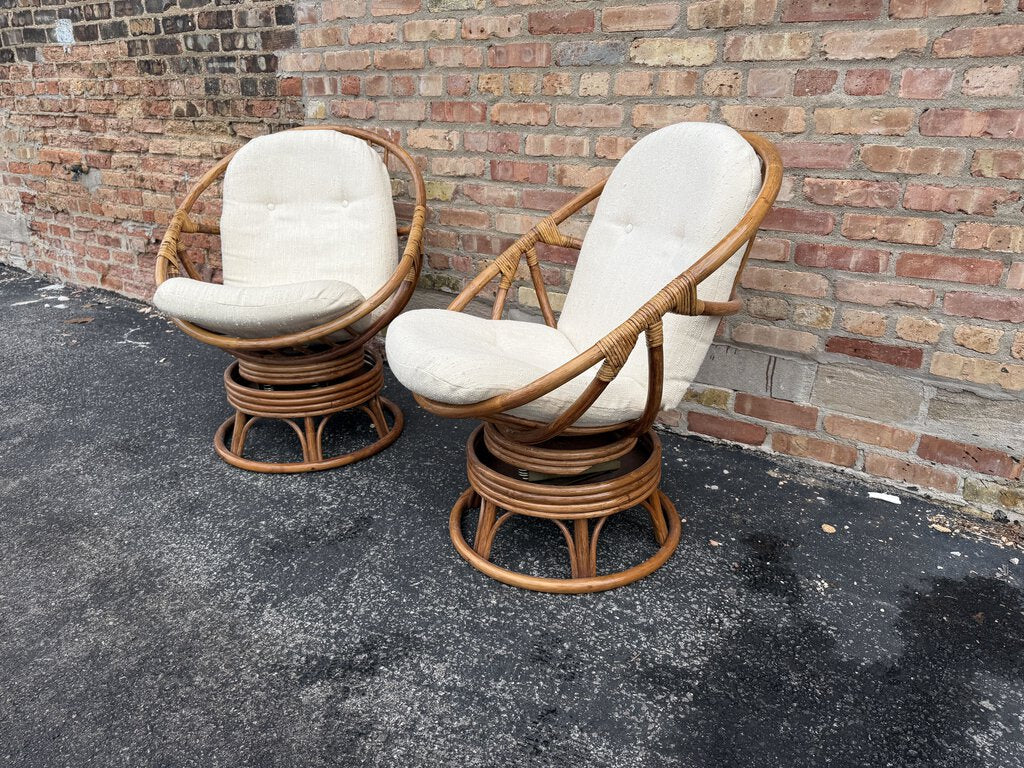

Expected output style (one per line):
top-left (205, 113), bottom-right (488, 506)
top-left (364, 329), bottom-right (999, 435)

top-left (2, 0), bottom-right (1022, 518)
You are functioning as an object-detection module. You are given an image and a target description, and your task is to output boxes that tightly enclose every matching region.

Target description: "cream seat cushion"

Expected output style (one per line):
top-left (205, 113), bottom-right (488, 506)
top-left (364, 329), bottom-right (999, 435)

top-left (385, 309), bottom-right (648, 426)
top-left (386, 122), bottom-right (762, 426)
top-left (153, 278), bottom-right (365, 339)
top-left (154, 129), bottom-right (399, 338)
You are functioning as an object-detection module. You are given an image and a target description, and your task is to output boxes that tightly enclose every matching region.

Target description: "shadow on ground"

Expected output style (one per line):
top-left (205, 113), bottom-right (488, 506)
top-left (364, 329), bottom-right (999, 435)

top-left (2, 265), bottom-right (1022, 767)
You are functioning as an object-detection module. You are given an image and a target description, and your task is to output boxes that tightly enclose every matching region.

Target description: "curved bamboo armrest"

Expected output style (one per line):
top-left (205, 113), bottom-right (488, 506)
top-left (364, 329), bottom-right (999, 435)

top-left (422, 130), bottom-right (782, 440)
top-left (153, 128), bottom-right (427, 353)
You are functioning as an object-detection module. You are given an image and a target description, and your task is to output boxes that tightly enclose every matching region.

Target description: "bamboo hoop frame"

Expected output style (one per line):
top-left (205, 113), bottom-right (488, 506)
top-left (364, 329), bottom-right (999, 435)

top-left (154, 125), bottom-right (428, 472)
top-left (417, 130), bottom-right (783, 591)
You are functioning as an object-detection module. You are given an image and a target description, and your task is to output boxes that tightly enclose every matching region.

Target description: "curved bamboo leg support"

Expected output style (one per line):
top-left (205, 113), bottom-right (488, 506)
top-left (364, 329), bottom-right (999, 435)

top-left (212, 346), bottom-right (404, 473)
top-left (448, 426), bottom-right (682, 593)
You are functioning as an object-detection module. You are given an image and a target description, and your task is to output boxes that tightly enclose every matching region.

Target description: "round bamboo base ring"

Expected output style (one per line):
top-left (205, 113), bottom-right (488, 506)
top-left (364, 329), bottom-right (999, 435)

top-left (212, 346), bottom-right (403, 473)
top-left (449, 425), bottom-right (681, 593)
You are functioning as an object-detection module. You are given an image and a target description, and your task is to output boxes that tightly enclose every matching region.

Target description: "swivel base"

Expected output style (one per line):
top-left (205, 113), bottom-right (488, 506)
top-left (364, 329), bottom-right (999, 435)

top-left (212, 345), bottom-right (402, 473)
top-left (450, 424), bottom-right (681, 593)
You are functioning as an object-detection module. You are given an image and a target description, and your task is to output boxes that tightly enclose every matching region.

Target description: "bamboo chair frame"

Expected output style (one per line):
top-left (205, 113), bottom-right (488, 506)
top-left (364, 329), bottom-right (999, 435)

top-left (414, 130), bottom-right (782, 592)
top-left (155, 126), bottom-right (427, 473)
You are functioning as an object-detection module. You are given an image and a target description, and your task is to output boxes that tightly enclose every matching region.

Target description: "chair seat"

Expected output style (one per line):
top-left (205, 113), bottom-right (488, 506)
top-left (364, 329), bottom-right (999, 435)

top-left (385, 309), bottom-right (649, 427)
top-left (153, 277), bottom-right (366, 339)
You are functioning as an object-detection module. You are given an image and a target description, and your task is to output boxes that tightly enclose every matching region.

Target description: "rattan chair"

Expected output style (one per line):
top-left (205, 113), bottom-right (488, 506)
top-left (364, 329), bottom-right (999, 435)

top-left (386, 123), bottom-right (781, 592)
top-left (154, 126), bottom-right (426, 473)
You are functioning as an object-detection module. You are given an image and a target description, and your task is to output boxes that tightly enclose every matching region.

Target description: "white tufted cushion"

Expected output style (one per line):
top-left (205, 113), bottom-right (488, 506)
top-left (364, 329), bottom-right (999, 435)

top-left (385, 309), bottom-right (648, 426)
top-left (153, 277), bottom-right (366, 339)
top-left (556, 122), bottom-right (762, 414)
top-left (386, 122), bottom-right (762, 425)
top-left (220, 129), bottom-right (399, 298)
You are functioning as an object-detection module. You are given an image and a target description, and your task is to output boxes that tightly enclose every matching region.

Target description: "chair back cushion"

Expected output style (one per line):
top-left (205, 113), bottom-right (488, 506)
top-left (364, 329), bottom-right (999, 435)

top-left (556, 122), bottom-right (762, 411)
top-left (220, 130), bottom-right (399, 299)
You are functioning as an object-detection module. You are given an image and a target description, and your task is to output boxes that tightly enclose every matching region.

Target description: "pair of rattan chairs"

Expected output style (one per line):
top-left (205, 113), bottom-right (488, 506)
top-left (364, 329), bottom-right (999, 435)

top-left (154, 123), bottom-right (782, 594)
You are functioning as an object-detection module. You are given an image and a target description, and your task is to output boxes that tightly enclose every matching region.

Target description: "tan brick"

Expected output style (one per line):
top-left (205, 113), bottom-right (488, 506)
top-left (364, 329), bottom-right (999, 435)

top-left (724, 32), bottom-right (813, 61)
top-left (953, 325), bottom-right (1003, 354)
top-left (703, 70), bottom-right (743, 96)
top-left (815, 108), bottom-right (915, 136)
top-left (793, 303), bottom-right (835, 329)
top-left (896, 315), bottom-right (943, 343)
top-left (822, 28), bottom-right (927, 59)
top-left (630, 37), bottom-right (718, 66)
top-left (732, 323), bottom-right (820, 353)
top-left (842, 310), bottom-right (887, 337)
top-left (931, 351), bottom-right (1024, 390)
top-left (963, 66), bottom-right (1022, 97)
top-left (740, 266), bottom-right (829, 297)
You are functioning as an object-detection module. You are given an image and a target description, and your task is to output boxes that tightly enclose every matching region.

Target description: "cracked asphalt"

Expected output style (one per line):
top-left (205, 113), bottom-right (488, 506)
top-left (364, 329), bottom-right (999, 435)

top-left (2, 263), bottom-right (1023, 767)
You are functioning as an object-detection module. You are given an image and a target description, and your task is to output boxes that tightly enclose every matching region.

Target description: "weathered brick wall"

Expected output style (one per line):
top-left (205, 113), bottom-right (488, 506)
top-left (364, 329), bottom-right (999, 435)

top-left (2, 0), bottom-right (1022, 517)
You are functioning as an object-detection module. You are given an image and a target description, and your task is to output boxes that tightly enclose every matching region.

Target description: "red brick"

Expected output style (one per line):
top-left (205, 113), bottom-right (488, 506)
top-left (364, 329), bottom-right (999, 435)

top-left (943, 292), bottom-right (1024, 323)
top-left (823, 415), bottom-right (916, 451)
top-left (490, 160), bottom-right (548, 184)
top-left (430, 101), bottom-right (487, 123)
top-left (555, 105), bottom-right (624, 129)
top-left (460, 15), bottom-right (522, 40)
top-left (688, 412), bottom-right (767, 445)
top-left (826, 336), bottom-right (924, 368)
top-left (933, 24), bottom-right (1024, 57)
top-left (374, 49), bottom-right (425, 70)
top-left (954, 222), bottom-right (1024, 253)
top-left (896, 253), bottom-right (1004, 286)
top-left (464, 131), bottom-right (521, 154)
top-left (428, 46), bottom-right (484, 68)
top-left (490, 102), bottom-right (550, 126)
top-left (748, 69), bottom-right (793, 98)
top-left (763, 207), bottom-right (835, 235)
top-left (962, 65), bottom-right (1021, 97)
top-left (778, 142), bottom-right (855, 169)
top-left (861, 145), bottom-right (965, 176)
top-left (603, 3), bottom-right (681, 31)
top-left (794, 243), bottom-right (889, 273)
top-left (971, 149), bottom-right (1024, 180)
top-left (891, 0), bottom-right (1003, 18)
top-left (864, 454), bottom-right (959, 493)
top-left (918, 436), bottom-right (1021, 480)
top-left (804, 178), bottom-right (900, 208)
top-left (487, 43), bottom-right (552, 68)
top-left (688, 0), bottom-right (776, 28)
top-left (899, 68), bottom-right (955, 99)
top-left (772, 433), bottom-right (858, 467)
top-left (1009, 262), bottom-right (1024, 290)
top-left (842, 214), bottom-right (944, 246)
top-left (721, 105), bottom-right (806, 133)
top-left (794, 69), bottom-right (838, 96)
top-left (903, 184), bottom-right (1019, 216)
top-left (835, 280), bottom-right (935, 308)
top-left (844, 69), bottom-right (891, 96)
top-left (732, 323), bottom-right (820, 353)
top-left (920, 109), bottom-right (1024, 139)
top-left (735, 394), bottom-right (819, 429)
top-left (741, 266), bottom-right (829, 297)
top-left (632, 104), bottom-right (710, 129)
top-left (782, 0), bottom-right (882, 22)
top-left (528, 10), bottom-right (594, 35)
